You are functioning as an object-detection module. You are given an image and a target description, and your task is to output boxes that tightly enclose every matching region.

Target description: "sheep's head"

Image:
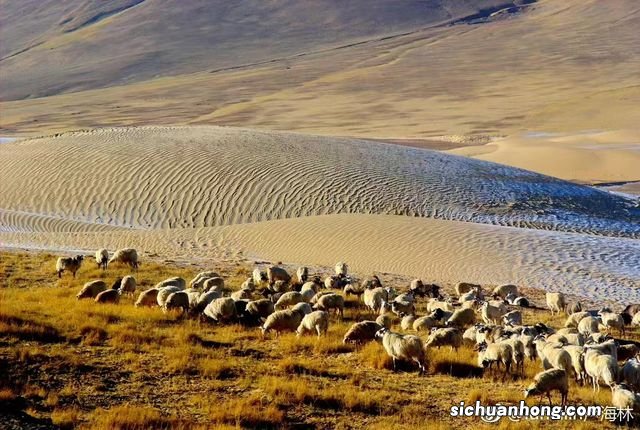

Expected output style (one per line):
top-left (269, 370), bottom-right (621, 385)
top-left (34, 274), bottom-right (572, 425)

top-left (374, 327), bottom-right (389, 342)
top-left (523, 385), bottom-right (539, 398)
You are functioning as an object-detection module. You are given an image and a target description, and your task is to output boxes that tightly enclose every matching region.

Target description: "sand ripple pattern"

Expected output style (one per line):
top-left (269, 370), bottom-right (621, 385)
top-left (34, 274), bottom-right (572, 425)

top-left (0, 214), bottom-right (637, 304)
top-left (0, 126), bottom-right (638, 237)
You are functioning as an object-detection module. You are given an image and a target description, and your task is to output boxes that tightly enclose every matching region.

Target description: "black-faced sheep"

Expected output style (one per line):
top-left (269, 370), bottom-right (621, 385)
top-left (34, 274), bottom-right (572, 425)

top-left (56, 255), bottom-right (84, 278)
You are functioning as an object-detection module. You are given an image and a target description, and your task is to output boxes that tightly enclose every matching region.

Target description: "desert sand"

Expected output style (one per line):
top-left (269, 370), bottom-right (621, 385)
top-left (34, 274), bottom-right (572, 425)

top-left (0, 126), bottom-right (638, 304)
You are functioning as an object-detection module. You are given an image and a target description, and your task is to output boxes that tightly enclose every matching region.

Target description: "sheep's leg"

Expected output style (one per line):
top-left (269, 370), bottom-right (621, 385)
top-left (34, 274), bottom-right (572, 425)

top-left (392, 357), bottom-right (397, 371)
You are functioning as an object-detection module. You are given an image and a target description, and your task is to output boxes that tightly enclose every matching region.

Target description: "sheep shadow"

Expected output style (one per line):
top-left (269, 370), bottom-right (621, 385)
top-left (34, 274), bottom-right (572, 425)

top-left (432, 360), bottom-right (484, 378)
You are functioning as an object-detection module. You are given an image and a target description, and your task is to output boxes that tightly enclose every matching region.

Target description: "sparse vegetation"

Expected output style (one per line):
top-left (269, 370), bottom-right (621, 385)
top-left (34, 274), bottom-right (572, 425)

top-left (0, 251), bottom-right (626, 428)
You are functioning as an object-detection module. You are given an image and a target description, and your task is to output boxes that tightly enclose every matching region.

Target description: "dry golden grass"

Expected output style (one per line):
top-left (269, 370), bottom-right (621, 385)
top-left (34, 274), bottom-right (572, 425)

top-left (0, 250), bottom-right (630, 428)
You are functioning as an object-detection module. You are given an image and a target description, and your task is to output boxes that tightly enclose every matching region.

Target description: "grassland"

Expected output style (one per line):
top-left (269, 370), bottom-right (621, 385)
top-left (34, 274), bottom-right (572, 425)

top-left (0, 250), bottom-right (626, 429)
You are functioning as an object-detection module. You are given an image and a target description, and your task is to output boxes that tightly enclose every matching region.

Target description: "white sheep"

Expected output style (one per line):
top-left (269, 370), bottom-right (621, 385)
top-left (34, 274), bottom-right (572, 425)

top-left (203, 277), bottom-right (225, 293)
top-left (427, 298), bottom-right (454, 313)
top-left (477, 341), bottom-right (512, 379)
top-left (77, 280), bottom-right (107, 300)
top-left (56, 255), bottom-right (84, 278)
top-left (108, 248), bottom-right (139, 269)
top-left (154, 277), bottom-right (186, 291)
top-left (565, 311), bottom-right (590, 328)
top-left (413, 314), bottom-right (439, 333)
top-left (599, 311), bottom-right (625, 337)
top-left (546, 292), bottom-right (566, 315)
top-left (135, 288), bottom-right (159, 307)
top-left (343, 321), bottom-right (383, 345)
top-left (520, 334), bottom-right (536, 361)
top-left (524, 369), bottom-right (568, 406)
top-left (275, 291), bottom-right (303, 310)
top-left (446, 307), bottom-right (476, 328)
top-left (456, 282), bottom-right (480, 296)
top-left (584, 347), bottom-right (618, 392)
top-left (310, 290), bottom-right (333, 305)
top-left (296, 310), bottom-right (329, 337)
top-left (425, 327), bottom-right (462, 351)
top-left (492, 284), bottom-right (518, 299)
top-left (95, 289), bottom-right (120, 304)
top-left (391, 297), bottom-right (415, 317)
top-left (267, 266), bottom-right (291, 286)
top-left (481, 301), bottom-right (506, 325)
top-left (203, 297), bottom-right (237, 323)
top-left (577, 316), bottom-right (600, 336)
top-left (502, 310), bottom-right (522, 326)
top-left (191, 290), bottom-right (221, 314)
top-left (363, 287), bottom-right (387, 313)
top-left (632, 313), bottom-right (640, 327)
top-left (95, 249), bottom-right (109, 270)
top-left (300, 281), bottom-right (320, 302)
top-left (501, 337), bottom-right (525, 375)
top-left (535, 340), bottom-right (572, 373)
top-left (376, 314), bottom-right (393, 329)
top-left (252, 268), bottom-right (267, 286)
top-left (189, 270), bottom-right (220, 289)
top-left (401, 315), bottom-right (416, 331)
top-left (563, 345), bottom-right (586, 385)
top-left (163, 291), bottom-right (190, 314)
top-left (156, 286), bottom-right (182, 307)
top-left (118, 276), bottom-right (136, 297)
top-left (612, 384), bottom-right (640, 414)
top-left (314, 293), bottom-right (345, 318)
top-left (324, 275), bottom-right (341, 289)
top-left (231, 288), bottom-right (253, 301)
top-left (296, 266), bottom-right (309, 284)
top-left (261, 303), bottom-right (310, 338)
top-left (335, 262), bottom-right (348, 277)
top-left (375, 328), bottom-right (427, 375)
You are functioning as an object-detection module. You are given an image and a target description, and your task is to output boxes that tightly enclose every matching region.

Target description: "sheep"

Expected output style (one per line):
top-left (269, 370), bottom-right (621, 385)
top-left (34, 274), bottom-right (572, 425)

top-left (623, 304), bottom-right (640, 317)
top-left (584, 346), bottom-right (618, 392)
top-left (401, 315), bottom-right (416, 331)
top-left (502, 310), bottom-right (522, 326)
top-left (296, 310), bottom-right (329, 337)
top-left (427, 298), bottom-right (454, 313)
top-left (252, 268), bottom-right (267, 286)
top-left (585, 338), bottom-right (617, 361)
top-left (261, 303), bottom-right (310, 338)
top-left (363, 287), bottom-right (387, 313)
top-left (391, 297), bottom-right (415, 317)
top-left (296, 266), bottom-right (309, 284)
top-left (492, 284), bottom-right (518, 299)
top-left (267, 266), bottom-right (291, 286)
top-left (456, 282), bottom-right (480, 296)
top-left (505, 293), bottom-right (529, 307)
top-left (335, 262), bottom-right (348, 277)
top-left (275, 291), bottom-right (303, 310)
top-left (621, 358), bottom-right (640, 391)
top-left (565, 311), bottom-right (590, 328)
top-left (344, 282), bottom-right (365, 299)
top-left (324, 275), bottom-right (341, 289)
top-left (95, 289), bottom-right (120, 304)
top-left (231, 288), bottom-right (254, 301)
top-left (300, 281), bottom-right (320, 302)
top-left (189, 271), bottom-right (220, 289)
top-left (546, 292), bottom-right (566, 315)
top-left (184, 289), bottom-right (201, 310)
top-left (524, 369), bottom-right (568, 406)
top-left (446, 307), bottom-right (476, 328)
top-left (535, 340), bottom-right (572, 372)
top-left (135, 288), bottom-right (159, 307)
top-left (520, 334), bottom-right (537, 361)
top-left (203, 277), bottom-right (225, 293)
top-left (314, 293), bottom-right (345, 318)
top-left (477, 341), bottom-right (512, 379)
top-left (95, 249), bottom-right (109, 270)
top-left (203, 297), bottom-right (237, 323)
top-left (154, 277), bottom-right (185, 291)
top-left (310, 290), bottom-right (333, 305)
top-left (244, 299), bottom-right (275, 322)
top-left (117, 276), bottom-right (136, 297)
top-left (361, 275), bottom-right (383, 290)
top-left (77, 280), bottom-right (107, 300)
top-left (577, 316), bottom-right (600, 336)
top-left (163, 291), bottom-right (190, 314)
top-left (459, 289), bottom-right (479, 304)
top-left (612, 384), bottom-right (640, 415)
top-left (157, 286), bottom-right (181, 307)
top-left (375, 328), bottom-right (427, 374)
top-left (566, 302), bottom-right (582, 315)
top-left (563, 345), bottom-right (586, 385)
top-left (376, 314), bottom-right (393, 329)
top-left (413, 311), bottom-right (442, 333)
top-left (343, 321), bottom-right (383, 345)
top-left (108, 248), bottom-right (139, 269)
top-left (599, 310), bottom-right (625, 337)
top-left (409, 279), bottom-right (427, 298)
top-left (425, 327), bottom-right (462, 351)
top-left (481, 301), bottom-right (506, 325)
top-left (502, 337), bottom-right (525, 376)
top-left (56, 255), bottom-right (84, 278)
top-left (191, 290), bottom-right (221, 314)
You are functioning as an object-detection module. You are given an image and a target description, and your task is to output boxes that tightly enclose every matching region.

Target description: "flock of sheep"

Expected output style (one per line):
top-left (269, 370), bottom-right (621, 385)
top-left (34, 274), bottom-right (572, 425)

top-left (58, 248), bottom-right (640, 416)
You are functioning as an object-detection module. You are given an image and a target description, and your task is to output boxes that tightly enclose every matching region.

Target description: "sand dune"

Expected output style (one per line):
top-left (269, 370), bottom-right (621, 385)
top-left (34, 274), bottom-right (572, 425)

top-left (450, 130), bottom-right (640, 184)
top-left (0, 126), bottom-right (638, 239)
top-left (1, 214), bottom-right (638, 304)
top-left (0, 208), bottom-right (127, 233)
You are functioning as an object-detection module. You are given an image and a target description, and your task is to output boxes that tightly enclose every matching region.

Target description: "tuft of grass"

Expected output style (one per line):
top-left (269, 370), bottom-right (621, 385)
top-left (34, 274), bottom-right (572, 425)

top-left (207, 394), bottom-right (284, 428)
top-left (90, 405), bottom-right (190, 430)
top-left (80, 325), bottom-right (108, 345)
top-left (51, 407), bottom-right (81, 430)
